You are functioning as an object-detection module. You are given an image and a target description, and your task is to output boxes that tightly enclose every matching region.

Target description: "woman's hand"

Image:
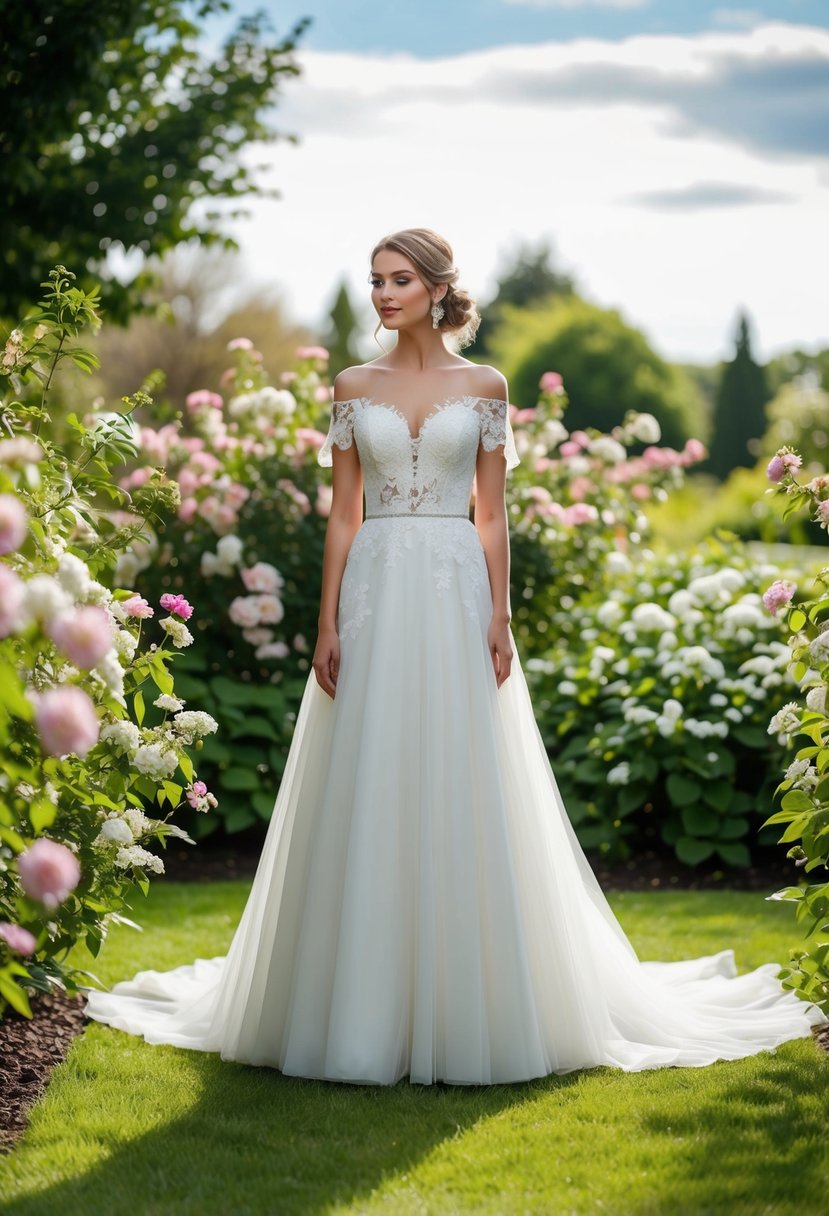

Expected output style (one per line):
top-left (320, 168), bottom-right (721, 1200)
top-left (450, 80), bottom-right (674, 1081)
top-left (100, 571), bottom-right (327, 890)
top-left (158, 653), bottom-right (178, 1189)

top-left (313, 627), bottom-right (341, 699)
top-left (487, 617), bottom-right (514, 689)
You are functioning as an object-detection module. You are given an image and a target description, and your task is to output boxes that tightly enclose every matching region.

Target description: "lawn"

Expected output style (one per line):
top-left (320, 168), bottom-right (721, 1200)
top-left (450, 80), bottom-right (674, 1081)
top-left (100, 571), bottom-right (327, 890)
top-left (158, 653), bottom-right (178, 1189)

top-left (0, 881), bottom-right (827, 1215)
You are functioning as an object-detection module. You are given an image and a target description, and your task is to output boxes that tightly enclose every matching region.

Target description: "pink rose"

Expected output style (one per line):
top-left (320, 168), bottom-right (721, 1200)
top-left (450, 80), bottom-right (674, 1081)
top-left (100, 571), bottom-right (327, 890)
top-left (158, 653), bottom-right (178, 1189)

top-left (35, 686), bottom-right (100, 758)
top-left (514, 408), bottom-right (537, 423)
top-left (0, 493), bottom-right (28, 556)
top-left (683, 438), bottom-right (706, 463)
top-left (186, 780), bottom-right (218, 811)
top-left (815, 500), bottom-right (829, 525)
top-left (0, 922), bottom-right (37, 955)
top-left (559, 441), bottom-right (581, 458)
top-left (539, 371), bottom-right (564, 393)
top-left (17, 838), bottom-right (81, 909)
top-left (220, 367), bottom-right (236, 388)
top-left (159, 593), bottom-right (194, 620)
top-left (296, 345), bottom-right (329, 361)
top-left (0, 564), bottom-right (25, 637)
top-left (121, 595), bottom-right (154, 619)
top-left (568, 477), bottom-right (592, 502)
top-left (255, 641), bottom-right (290, 660)
top-left (227, 337), bottom-right (254, 351)
top-left (229, 596), bottom-right (262, 629)
top-left (631, 483), bottom-right (651, 501)
top-left (241, 562), bottom-right (283, 594)
top-left (48, 606), bottom-right (115, 669)
top-left (252, 594), bottom-right (284, 625)
top-left (185, 390), bottom-right (224, 412)
top-left (762, 579), bottom-right (797, 616)
top-left (179, 497), bottom-right (199, 523)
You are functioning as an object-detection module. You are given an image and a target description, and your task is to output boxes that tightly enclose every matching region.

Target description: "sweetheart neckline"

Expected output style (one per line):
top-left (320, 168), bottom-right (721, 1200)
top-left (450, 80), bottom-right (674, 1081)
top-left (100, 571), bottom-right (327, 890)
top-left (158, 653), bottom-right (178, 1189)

top-left (336, 395), bottom-right (507, 444)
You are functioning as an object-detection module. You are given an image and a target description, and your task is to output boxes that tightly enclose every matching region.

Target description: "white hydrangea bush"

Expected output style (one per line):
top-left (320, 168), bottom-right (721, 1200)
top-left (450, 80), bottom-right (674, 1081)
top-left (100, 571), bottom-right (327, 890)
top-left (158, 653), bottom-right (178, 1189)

top-left (525, 535), bottom-right (803, 867)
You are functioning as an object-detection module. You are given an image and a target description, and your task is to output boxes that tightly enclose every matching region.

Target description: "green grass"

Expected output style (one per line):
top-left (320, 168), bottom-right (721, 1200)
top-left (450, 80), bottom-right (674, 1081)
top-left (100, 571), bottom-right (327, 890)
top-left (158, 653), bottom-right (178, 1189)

top-left (1, 882), bottom-right (827, 1215)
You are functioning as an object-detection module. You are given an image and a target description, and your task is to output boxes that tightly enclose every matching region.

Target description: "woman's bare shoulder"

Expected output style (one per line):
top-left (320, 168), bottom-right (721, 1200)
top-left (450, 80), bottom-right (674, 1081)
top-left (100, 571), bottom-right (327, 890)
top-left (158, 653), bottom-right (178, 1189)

top-left (332, 364), bottom-right (376, 402)
top-left (464, 362), bottom-right (508, 402)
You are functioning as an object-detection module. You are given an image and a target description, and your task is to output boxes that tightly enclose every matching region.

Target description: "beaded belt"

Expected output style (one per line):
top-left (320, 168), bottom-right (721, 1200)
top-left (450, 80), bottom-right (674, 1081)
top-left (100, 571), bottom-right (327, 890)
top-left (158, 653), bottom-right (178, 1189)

top-left (364, 512), bottom-right (470, 520)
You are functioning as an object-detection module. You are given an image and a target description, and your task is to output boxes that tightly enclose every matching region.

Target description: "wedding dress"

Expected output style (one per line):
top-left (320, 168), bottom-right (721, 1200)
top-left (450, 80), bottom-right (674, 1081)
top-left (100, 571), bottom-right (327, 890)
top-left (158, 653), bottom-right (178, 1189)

top-left (83, 394), bottom-right (827, 1085)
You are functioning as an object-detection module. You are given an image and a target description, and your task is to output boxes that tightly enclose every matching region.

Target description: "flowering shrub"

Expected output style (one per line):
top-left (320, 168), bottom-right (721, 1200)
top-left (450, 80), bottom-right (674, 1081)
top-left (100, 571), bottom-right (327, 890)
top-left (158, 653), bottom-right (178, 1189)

top-left (525, 534), bottom-right (800, 865)
top-left (506, 377), bottom-right (707, 654)
top-left (0, 269), bottom-right (217, 1018)
top-left (114, 342), bottom-right (332, 834)
top-left (760, 447), bottom-right (829, 1015)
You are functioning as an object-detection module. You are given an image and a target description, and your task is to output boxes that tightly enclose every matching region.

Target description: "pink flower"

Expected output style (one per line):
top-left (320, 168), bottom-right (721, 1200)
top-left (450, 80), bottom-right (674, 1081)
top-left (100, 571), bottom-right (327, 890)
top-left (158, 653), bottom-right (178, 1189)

top-left (0, 438), bottom-right (43, 466)
top-left (35, 686), bottom-right (100, 758)
top-left (48, 606), bottom-right (115, 669)
top-left (280, 371), bottom-right (297, 385)
top-left (514, 408), bottom-right (537, 423)
top-left (241, 562), bottom-right (283, 594)
top-left (568, 476), bottom-right (592, 501)
top-left (159, 593), bottom-right (193, 620)
top-left (227, 337), bottom-right (254, 351)
top-left (121, 595), bottom-right (154, 619)
top-left (559, 440), bottom-right (581, 458)
top-left (762, 579), bottom-right (797, 616)
top-left (0, 493), bottom-right (28, 556)
top-left (631, 483), bottom-right (651, 501)
top-left (120, 466), bottom-right (154, 490)
top-left (0, 564), bottom-right (25, 637)
top-left (220, 367), bottom-right (236, 388)
top-left (186, 780), bottom-right (218, 812)
top-left (0, 922), bottom-right (37, 955)
top-left (229, 596), bottom-right (262, 629)
top-left (316, 485), bottom-right (333, 518)
top-left (683, 438), bottom-right (706, 463)
top-left (252, 594), bottom-right (284, 625)
top-left (766, 455), bottom-right (786, 482)
top-left (179, 497), bottom-right (199, 523)
top-left (296, 345), bottom-right (329, 361)
top-left (17, 838), bottom-right (81, 909)
top-left (255, 641), bottom-right (290, 660)
top-left (185, 390), bottom-right (224, 412)
top-left (816, 500), bottom-right (829, 525)
top-left (539, 371), bottom-right (564, 393)
top-left (564, 502), bottom-right (599, 525)
top-left (570, 431), bottom-right (590, 447)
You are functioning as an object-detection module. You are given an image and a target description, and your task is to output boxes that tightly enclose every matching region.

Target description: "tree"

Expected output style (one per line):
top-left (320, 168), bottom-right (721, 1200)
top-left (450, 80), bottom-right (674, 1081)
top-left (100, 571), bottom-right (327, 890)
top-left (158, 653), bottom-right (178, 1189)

top-left (323, 279), bottom-right (363, 377)
top-left (489, 296), bottom-right (705, 449)
top-left (707, 312), bottom-right (770, 480)
top-left (0, 0), bottom-right (309, 322)
top-left (471, 238), bottom-right (575, 356)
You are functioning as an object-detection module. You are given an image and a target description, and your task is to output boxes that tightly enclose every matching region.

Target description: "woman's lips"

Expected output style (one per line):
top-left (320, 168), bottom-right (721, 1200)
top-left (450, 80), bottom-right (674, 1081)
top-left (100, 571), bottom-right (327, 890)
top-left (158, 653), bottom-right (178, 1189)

top-left (381, 308), bottom-right (400, 315)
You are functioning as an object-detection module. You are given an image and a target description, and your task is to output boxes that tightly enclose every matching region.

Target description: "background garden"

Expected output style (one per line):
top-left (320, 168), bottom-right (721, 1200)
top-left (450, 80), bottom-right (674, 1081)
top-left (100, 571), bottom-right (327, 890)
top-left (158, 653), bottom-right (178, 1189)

top-left (1, 2), bottom-right (827, 1212)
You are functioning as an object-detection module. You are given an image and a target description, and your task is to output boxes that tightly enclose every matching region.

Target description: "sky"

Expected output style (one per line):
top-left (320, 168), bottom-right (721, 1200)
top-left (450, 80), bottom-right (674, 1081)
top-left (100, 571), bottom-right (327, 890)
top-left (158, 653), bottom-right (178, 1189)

top-left (191, 1), bottom-right (829, 364)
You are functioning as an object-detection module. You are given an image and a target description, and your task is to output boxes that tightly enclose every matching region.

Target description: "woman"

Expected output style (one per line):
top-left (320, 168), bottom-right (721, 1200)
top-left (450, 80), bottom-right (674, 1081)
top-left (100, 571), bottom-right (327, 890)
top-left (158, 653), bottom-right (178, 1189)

top-left (85, 228), bottom-right (827, 1085)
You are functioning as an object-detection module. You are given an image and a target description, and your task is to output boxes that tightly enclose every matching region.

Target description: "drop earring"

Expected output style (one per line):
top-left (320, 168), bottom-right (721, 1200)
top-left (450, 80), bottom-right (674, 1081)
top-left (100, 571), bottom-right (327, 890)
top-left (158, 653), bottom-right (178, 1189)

top-left (431, 299), bottom-right (445, 329)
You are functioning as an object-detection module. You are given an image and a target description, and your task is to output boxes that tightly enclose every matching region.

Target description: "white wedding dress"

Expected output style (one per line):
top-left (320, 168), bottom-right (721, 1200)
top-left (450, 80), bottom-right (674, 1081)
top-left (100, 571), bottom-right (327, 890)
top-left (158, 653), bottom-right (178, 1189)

top-left (84, 394), bottom-right (827, 1085)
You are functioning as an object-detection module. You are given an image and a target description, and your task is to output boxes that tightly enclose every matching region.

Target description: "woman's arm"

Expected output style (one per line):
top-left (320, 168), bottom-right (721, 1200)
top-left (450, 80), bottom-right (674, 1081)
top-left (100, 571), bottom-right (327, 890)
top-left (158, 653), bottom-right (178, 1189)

top-left (473, 368), bottom-right (514, 688)
top-left (313, 374), bottom-right (365, 698)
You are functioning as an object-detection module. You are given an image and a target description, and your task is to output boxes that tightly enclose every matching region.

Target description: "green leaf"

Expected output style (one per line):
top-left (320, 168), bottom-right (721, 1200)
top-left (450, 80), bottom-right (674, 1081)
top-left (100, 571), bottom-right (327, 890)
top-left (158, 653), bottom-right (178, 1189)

top-left (681, 806), bottom-right (720, 837)
top-left (666, 773), bottom-right (701, 807)
top-left (715, 842), bottom-right (751, 868)
top-left (789, 608), bottom-right (807, 632)
top-left (221, 768), bottom-right (259, 792)
top-left (29, 795), bottom-right (57, 832)
top-left (222, 805), bottom-right (258, 833)
top-left (675, 836), bottom-right (716, 865)
top-left (134, 688), bottom-right (145, 726)
top-left (0, 973), bottom-right (33, 1018)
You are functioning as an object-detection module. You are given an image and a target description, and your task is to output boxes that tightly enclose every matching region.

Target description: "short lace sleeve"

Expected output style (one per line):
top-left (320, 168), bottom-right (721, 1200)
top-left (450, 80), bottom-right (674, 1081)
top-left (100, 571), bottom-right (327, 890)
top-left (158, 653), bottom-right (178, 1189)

top-left (317, 398), bottom-right (361, 467)
top-left (476, 397), bottom-right (520, 471)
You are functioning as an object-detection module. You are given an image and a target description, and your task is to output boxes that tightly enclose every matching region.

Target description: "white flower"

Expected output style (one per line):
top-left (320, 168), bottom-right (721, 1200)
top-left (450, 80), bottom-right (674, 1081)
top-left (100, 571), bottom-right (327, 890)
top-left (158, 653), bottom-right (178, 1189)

top-left (24, 574), bottom-right (73, 622)
top-left (596, 600), bottom-right (624, 629)
top-left (216, 534), bottom-right (244, 565)
top-left (172, 710), bottom-right (218, 744)
top-left (685, 718), bottom-right (729, 739)
top-left (97, 816), bottom-right (134, 846)
top-left (93, 650), bottom-right (125, 698)
top-left (113, 629), bottom-right (138, 662)
top-left (124, 806), bottom-right (153, 836)
top-left (133, 743), bottom-right (179, 781)
top-left (160, 616), bottom-right (194, 648)
top-left (605, 551), bottom-right (631, 574)
top-left (558, 680), bottom-right (579, 696)
top-left (588, 436), bottom-right (627, 464)
top-left (607, 762), bottom-right (631, 786)
top-left (808, 631), bottom-right (829, 666)
top-left (154, 693), bottom-right (185, 713)
top-left (114, 845), bottom-right (165, 875)
top-left (229, 596), bottom-right (263, 629)
top-left (100, 719), bottom-right (141, 755)
top-left (631, 603), bottom-right (676, 634)
top-left (57, 552), bottom-right (92, 600)
top-left (626, 413), bottom-right (661, 444)
top-left (805, 685), bottom-right (826, 713)
top-left (623, 705), bottom-right (659, 725)
top-left (200, 550), bottom-right (236, 578)
top-left (768, 702), bottom-right (801, 739)
top-left (785, 758), bottom-right (818, 790)
top-left (255, 641), bottom-right (291, 660)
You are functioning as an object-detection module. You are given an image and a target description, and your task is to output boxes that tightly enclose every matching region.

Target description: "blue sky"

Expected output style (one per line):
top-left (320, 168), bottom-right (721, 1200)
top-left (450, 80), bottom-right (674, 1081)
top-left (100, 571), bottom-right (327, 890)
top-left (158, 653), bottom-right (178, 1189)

top-left (186, 2), bottom-right (829, 363)
top-left (209, 1), bottom-right (829, 56)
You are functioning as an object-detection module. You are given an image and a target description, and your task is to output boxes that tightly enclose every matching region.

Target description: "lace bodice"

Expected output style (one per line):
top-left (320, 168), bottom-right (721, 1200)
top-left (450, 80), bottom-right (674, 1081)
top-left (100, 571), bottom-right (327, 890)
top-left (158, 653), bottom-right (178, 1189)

top-left (317, 395), bottom-right (520, 517)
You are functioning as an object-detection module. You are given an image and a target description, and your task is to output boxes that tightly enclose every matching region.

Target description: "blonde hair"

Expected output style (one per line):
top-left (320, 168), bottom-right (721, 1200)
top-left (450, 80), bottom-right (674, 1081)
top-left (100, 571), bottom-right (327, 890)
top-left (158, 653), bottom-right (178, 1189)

top-left (369, 227), bottom-right (481, 350)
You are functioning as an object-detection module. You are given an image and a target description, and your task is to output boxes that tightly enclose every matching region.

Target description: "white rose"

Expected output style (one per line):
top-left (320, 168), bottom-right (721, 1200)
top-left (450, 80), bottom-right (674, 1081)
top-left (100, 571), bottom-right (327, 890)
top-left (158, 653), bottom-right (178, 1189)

top-left (216, 534), bottom-right (244, 565)
top-left (627, 413), bottom-right (661, 444)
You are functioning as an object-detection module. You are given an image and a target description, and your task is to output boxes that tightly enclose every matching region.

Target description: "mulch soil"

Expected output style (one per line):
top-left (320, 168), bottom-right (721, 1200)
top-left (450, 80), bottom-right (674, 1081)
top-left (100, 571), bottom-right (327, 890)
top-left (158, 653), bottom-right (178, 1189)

top-left (2, 840), bottom-right (826, 1155)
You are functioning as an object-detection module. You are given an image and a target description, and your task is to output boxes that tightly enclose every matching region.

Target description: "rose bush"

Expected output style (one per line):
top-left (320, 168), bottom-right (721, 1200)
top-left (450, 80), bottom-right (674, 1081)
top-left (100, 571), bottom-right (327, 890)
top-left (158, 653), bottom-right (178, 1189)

top-left (760, 447), bottom-right (829, 1016)
top-left (0, 268), bottom-right (217, 1019)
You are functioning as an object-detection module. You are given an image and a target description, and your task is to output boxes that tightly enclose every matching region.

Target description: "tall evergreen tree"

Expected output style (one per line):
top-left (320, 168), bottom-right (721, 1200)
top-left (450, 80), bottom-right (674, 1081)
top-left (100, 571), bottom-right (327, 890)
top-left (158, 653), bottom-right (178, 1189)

top-left (472, 238), bottom-right (575, 356)
top-left (323, 279), bottom-right (362, 376)
top-left (708, 312), bottom-right (770, 480)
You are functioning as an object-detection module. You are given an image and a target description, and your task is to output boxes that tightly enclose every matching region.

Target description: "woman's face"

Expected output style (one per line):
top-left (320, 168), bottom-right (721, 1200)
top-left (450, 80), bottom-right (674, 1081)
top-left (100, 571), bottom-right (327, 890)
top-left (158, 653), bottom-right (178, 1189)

top-left (370, 249), bottom-right (437, 331)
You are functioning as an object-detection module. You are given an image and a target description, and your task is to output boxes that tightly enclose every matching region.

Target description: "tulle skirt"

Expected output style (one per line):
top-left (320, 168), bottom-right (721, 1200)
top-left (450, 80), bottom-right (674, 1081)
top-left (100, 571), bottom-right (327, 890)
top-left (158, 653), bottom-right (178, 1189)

top-left (84, 516), bottom-right (827, 1084)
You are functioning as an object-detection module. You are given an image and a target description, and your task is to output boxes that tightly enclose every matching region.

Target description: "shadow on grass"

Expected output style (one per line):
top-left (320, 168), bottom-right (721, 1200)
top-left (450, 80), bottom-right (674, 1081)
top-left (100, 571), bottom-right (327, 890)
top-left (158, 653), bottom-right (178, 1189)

top-left (3, 1045), bottom-right (579, 1216)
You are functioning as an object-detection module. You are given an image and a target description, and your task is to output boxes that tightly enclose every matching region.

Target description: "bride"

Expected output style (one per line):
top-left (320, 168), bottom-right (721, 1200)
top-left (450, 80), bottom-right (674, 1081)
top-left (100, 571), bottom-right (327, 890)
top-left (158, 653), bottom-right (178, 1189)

top-left (84, 227), bottom-right (827, 1085)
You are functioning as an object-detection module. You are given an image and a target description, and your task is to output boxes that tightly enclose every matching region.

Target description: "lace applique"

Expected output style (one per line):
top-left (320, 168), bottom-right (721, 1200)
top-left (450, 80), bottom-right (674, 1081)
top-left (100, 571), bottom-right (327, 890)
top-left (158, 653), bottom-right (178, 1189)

top-left (317, 399), bottom-right (359, 467)
top-left (338, 518), bottom-right (489, 643)
top-left (474, 398), bottom-right (521, 470)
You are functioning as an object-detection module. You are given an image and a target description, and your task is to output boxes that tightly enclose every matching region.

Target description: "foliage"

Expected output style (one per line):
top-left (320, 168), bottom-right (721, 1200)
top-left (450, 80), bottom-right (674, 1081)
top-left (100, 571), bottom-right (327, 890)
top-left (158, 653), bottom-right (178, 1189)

top-left (525, 534), bottom-right (799, 866)
top-left (705, 313), bottom-right (771, 481)
top-left (762, 376), bottom-right (829, 472)
top-left (116, 341), bottom-right (334, 837)
top-left (760, 446), bottom-right (829, 1016)
top-left (0, 268), bottom-right (217, 1019)
top-left (471, 236), bottom-right (575, 356)
top-left (323, 279), bottom-right (364, 378)
top-left (1, 0), bottom-right (309, 322)
top-left (489, 295), bottom-right (705, 448)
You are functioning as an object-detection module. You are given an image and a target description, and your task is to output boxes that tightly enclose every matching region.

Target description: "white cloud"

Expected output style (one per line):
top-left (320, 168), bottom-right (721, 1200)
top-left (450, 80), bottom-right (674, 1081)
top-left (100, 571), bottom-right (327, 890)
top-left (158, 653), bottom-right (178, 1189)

top-left (216, 22), bottom-right (829, 364)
